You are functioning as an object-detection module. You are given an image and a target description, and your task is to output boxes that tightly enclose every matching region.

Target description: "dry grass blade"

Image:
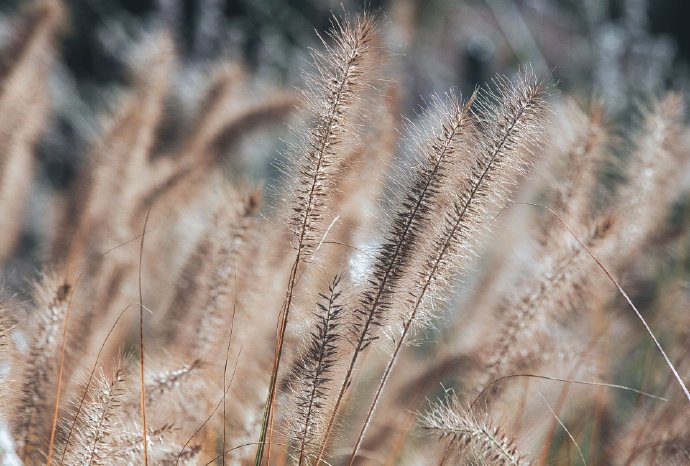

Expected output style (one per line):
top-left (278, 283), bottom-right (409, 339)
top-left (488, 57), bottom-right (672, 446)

top-left (537, 392), bottom-right (586, 465)
top-left (139, 209), bottom-right (151, 466)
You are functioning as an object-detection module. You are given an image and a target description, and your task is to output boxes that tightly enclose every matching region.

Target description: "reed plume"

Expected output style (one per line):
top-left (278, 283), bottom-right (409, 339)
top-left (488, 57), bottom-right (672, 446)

top-left (61, 364), bottom-right (126, 466)
top-left (314, 90), bottom-right (476, 464)
top-left (10, 274), bottom-right (70, 463)
top-left (257, 13), bottom-right (378, 463)
top-left (347, 73), bottom-right (549, 463)
top-left (420, 395), bottom-right (527, 466)
top-left (288, 275), bottom-right (344, 465)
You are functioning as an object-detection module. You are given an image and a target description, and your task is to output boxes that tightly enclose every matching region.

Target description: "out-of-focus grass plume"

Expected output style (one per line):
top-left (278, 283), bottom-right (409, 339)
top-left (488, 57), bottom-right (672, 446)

top-left (0, 1), bottom-right (689, 465)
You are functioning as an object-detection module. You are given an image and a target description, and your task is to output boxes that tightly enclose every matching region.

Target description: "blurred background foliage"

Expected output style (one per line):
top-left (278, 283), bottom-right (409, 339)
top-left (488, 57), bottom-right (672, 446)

top-left (1, 0), bottom-right (688, 189)
top-left (1, 0), bottom-right (689, 186)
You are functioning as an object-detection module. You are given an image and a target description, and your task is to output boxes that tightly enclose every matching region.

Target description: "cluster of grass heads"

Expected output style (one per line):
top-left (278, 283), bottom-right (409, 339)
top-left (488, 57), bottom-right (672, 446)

top-left (0, 2), bottom-right (689, 465)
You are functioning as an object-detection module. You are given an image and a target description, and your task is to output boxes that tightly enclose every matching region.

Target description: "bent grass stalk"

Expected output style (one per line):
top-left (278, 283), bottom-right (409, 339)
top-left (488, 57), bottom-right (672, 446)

top-left (524, 203), bottom-right (690, 404)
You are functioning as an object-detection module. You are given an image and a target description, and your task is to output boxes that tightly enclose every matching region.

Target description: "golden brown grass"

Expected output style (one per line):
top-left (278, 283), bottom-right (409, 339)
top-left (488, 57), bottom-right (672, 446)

top-left (0, 3), bottom-right (689, 466)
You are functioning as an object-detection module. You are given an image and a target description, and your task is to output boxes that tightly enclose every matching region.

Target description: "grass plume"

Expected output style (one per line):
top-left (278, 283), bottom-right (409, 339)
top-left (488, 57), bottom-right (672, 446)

top-left (0, 6), bottom-right (688, 466)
